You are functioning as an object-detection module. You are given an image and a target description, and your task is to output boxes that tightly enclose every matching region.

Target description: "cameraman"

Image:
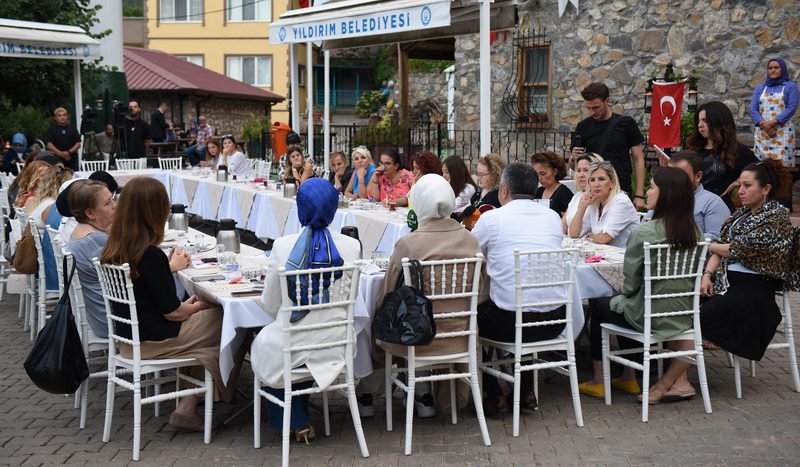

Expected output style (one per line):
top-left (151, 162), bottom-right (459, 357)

top-left (122, 99), bottom-right (150, 159)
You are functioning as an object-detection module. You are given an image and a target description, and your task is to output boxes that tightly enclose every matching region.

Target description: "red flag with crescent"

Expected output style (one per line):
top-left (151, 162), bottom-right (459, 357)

top-left (649, 81), bottom-right (685, 148)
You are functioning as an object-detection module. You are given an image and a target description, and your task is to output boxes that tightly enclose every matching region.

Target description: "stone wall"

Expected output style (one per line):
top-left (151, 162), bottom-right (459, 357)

top-left (454, 0), bottom-right (800, 133)
top-left (407, 69), bottom-right (449, 115)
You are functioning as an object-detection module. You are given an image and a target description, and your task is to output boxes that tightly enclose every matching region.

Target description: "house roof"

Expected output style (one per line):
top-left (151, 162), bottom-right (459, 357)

top-left (124, 46), bottom-right (284, 103)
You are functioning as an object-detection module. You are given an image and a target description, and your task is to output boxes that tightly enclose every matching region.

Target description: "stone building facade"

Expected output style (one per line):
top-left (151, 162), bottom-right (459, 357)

top-left (453, 0), bottom-right (800, 133)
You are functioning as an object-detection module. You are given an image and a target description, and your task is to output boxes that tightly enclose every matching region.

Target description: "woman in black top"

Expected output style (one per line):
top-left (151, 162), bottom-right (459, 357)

top-left (469, 153), bottom-right (506, 209)
top-left (101, 177), bottom-right (229, 433)
top-left (688, 101), bottom-right (758, 210)
top-left (532, 151), bottom-right (573, 217)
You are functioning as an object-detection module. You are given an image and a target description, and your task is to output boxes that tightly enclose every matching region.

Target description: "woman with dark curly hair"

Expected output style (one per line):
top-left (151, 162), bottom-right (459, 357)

top-left (532, 151), bottom-right (573, 217)
top-left (442, 156), bottom-right (477, 212)
top-left (410, 151), bottom-right (443, 181)
top-left (688, 101), bottom-right (757, 210)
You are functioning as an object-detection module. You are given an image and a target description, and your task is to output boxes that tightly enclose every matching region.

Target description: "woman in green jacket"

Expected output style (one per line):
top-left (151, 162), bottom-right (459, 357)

top-left (579, 167), bottom-right (702, 403)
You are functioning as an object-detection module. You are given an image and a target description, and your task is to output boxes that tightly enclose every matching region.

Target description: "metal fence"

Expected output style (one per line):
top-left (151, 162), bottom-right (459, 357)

top-left (295, 121), bottom-right (573, 169)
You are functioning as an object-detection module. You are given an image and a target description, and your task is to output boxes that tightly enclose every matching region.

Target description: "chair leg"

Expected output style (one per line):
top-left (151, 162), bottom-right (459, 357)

top-left (469, 366), bottom-right (491, 447)
top-left (656, 342), bottom-right (664, 379)
top-left (79, 379), bottom-right (89, 429)
top-left (601, 329), bottom-right (612, 406)
top-left (733, 357), bottom-right (743, 399)
top-left (204, 370), bottom-right (213, 444)
top-left (345, 375), bottom-right (370, 458)
top-left (404, 364), bottom-right (416, 456)
top-left (175, 369), bottom-right (181, 409)
top-left (281, 392), bottom-right (292, 467)
top-left (749, 360), bottom-right (756, 378)
top-left (18, 288), bottom-right (25, 318)
top-left (533, 352), bottom-right (539, 401)
top-left (253, 376), bottom-right (261, 448)
top-left (385, 351), bottom-right (393, 432)
top-left (567, 354), bottom-right (584, 427)
top-left (641, 353), bottom-right (651, 423)
top-left (782, 295), bottom-right (800, 392)
top-left (449, 364), bottom-right (457, 425)
top-left (132, 383), bottom-right (142, 462)
top-left (102, 372), bottom-right (115, 442)
top-left (154, 370), bottom-right (161, 418)
top-left (512, 359), bottom-right (521, 438)
top-left (694, 345), bottom-right (712, 414)
top-left (73, 389), bottom-right (81, 409)
top-left (322, 391), bottom-right (331, 437)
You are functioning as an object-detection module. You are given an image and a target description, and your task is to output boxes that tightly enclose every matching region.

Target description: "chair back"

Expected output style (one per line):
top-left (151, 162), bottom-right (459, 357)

top-left (277, 263), bottom-right (361, 386)
top-left (116, 158), bottom-right (147, 171)
top-left (401, 254), bottom-right (484, 350)
top-left (513, 248), bottom-right (580, 352)
top-left (80, 160), bottom-right (110, 172)
top-left (256, 160), bottom-right (272, 179)
top-left (30, 220), bottom-right (48, 291)
top-left (158, 157), bottom-right (182, 170)
top-left (642, 241), bottom-right (709, 347)
top-left (15, 161), bottom-right (25, 174)
top-left (14, 207), bottom-right (27, 228)
top-left (0, 187), bottom-right (11, 217)
top-left (93, 259), bottom-right (142, 367)
top-left (46, 225), bottom-right (66, 295)
top-left (63, 252), bottom-right (92, 352)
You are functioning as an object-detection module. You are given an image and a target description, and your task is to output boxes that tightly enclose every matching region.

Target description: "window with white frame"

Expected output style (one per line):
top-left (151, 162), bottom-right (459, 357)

top-left (227, 0), bottom-right (270, 22)
top-left (226, 56), bottom-right (272, 86)
top-left (160, 0), bottom-right (203, 22)
top-left (177, 55), bottom-right (204, 67)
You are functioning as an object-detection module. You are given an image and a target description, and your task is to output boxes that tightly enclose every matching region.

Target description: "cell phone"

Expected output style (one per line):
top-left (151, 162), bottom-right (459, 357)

top-left (201, 257), bottom-right (218, 263)
top-left (653, 145), bottom-right (670, 160)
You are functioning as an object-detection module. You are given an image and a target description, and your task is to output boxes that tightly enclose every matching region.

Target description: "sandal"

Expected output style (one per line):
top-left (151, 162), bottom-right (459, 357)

top-left (168, 412), bottom-right (204, 432)
top-left (293, 425), bottom-right (316, 444)
top-left (703, 341), bottom-right (721, 351)
top-left (661, 386), bottom-right (696, 403)
top-left (637, 386), bottom-right (666, 405)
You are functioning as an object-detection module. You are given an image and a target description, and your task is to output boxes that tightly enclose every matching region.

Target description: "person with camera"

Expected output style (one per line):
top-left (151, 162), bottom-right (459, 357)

top-left (45, 107), bottom-right (82, 171)
top-left (121, 100), bottom-right (151, 159)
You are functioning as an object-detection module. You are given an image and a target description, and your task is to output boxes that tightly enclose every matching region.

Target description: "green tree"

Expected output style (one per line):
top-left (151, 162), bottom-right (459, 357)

top-left (0, 0), bottom-right (109, 120)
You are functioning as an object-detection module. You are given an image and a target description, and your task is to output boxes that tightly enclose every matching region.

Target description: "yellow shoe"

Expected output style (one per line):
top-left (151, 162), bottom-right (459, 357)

top-left (578, 381), bottom-right (605, 399)
top-left (611, 377), bottom-right (641, 395)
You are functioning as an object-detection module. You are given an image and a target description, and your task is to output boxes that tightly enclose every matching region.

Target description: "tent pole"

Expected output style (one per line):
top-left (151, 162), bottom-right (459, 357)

top-left (324, 50), bottom-right (331, 172)
top-left (306, 42), bottom-right (314, 163)
top-left (290, 43), bottom-right (300, 133)
top-left (479, 0), bottom-right (491, 157)
top-left (74, 60), bottom-right (84, 166)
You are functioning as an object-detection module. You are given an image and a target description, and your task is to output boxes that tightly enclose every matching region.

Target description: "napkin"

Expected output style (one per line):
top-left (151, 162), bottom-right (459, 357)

top-left (361, 263), bottom-right (384, 275)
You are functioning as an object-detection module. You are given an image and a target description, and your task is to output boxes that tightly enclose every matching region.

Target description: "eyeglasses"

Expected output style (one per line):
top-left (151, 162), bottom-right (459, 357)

top-left (476, 172), bottom-right (490, 178)
top-left (589, 161), bottom-right (614, 171)
top-left (380, 160), bottom-right (396, 166)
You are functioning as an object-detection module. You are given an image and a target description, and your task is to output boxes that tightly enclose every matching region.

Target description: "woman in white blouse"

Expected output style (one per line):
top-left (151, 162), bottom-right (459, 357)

top-left (563, 153), bottom-right (604, 233)
top-left (216, 135), bottom-right (253, 178)
top-left (568, 160), bottom-right (639, 248)
top-left (442, 156), bottom-right (477, 212)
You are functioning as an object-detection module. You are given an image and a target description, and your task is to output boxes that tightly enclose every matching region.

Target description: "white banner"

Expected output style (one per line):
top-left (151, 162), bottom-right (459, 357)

top-left (269, 1), bottom-right (451, 45)
top-left (0, 39), bottom-right (99, 60)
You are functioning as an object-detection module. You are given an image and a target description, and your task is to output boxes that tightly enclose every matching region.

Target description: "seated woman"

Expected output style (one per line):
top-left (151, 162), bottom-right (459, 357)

top-left (376, 174), bottom-right (481, 416)
top-left (470, 153), bottom-right (505, 210)
top-left (367, 149), bottom-right (414, 205)
top-left (327, 151), bottom-right (353, 193)
top-left (14, 160), bottom-right (51, 209)
top-left (442, 155), bottom-right (477, 212)
top-left (389, 151), bottom-right (442, 207)
top-left (28, 166), bottom-right (73, 291)
top-left (563, 153), bottom-right (603, 233)
top-left (568, 161), bottom-right (639, 247)
top-left (100, 177), bottom-right (225, 432)
top-left (251, 178), bottom-right (361, 442)
top-left (216, 135), bottom-right (253, 178)
top-left (198, 137), bottom-right (221, 168)
top-left (532, 151), bottom-right (573, 217)
top-left (579, 167), bottom-right (702, 402)
top-left (281, 145), bottom-right (315, 186)
top-left (700, 159), bottom-right (794, 362)
top-left (343, 146), bottom-right (375, 199)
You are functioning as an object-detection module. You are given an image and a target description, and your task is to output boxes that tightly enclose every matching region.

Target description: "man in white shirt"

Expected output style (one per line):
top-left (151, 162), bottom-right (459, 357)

top-left (472, 162), bottom-right (566, 415)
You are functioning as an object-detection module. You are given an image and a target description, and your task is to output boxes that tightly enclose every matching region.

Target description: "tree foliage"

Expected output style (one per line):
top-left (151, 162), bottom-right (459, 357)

top-left (0, 0), bottom-right (109, 123)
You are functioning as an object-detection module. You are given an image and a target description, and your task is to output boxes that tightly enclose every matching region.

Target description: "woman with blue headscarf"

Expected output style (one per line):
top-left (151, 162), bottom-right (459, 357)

top-left (749, 57), bottom-right (798, 166)
top-left (251, 178), bottom-right (360, 443)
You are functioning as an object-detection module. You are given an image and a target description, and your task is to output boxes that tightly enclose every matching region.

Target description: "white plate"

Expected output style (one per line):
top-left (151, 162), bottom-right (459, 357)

top-left (164, 230), bottom-right (179, 242)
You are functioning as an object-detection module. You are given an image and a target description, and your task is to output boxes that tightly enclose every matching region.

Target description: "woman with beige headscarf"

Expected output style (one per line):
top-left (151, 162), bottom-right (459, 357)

top-left (376, 174), bottom-right (482, 417)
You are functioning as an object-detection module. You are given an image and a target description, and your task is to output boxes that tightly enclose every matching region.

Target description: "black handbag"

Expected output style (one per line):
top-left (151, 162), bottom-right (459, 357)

top-left (373, 259), bottom-right (437, 346)
top-left (23, 257), bottom-right (89, 394)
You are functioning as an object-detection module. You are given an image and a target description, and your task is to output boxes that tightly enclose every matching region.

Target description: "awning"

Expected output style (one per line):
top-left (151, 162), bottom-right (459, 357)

top-left (268, 0), bottom-right (517, 49)
top-left (0, 18), bottom-right (100, 60)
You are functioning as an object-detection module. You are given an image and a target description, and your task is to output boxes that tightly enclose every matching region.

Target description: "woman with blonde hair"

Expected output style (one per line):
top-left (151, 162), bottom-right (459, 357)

top-left (563, 153), bottom-right (604, 233)
top-left (469, 154), bottom-right (505, 210)
top-left (343, 146), bottom-right (375, 199)
top-left (568, 160), bottom-right (639, 247)
top-left (27, 166), bottom-right (73, 291)
top-left (101, 177), bottom-right (228, 432)
top-left (14, 160), bottom-right (51, 208)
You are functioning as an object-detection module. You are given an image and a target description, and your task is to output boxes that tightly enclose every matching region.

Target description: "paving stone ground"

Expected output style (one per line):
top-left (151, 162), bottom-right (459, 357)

top-left (1, 291), bottom-right (799, 466)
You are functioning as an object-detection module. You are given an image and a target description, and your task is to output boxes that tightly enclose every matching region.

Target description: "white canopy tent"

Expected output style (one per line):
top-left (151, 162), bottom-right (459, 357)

top-left (0, 18), bottom-right (101, 162)
top-left (268, 0), bottom-right (517, 171)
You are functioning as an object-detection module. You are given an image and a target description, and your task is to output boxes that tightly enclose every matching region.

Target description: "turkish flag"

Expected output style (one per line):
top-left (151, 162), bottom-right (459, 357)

top-left (649, 81), bottom-right (685, 148)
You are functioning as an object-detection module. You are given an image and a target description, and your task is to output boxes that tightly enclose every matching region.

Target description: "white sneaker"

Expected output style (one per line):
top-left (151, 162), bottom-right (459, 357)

top-left (414, 393), bottom-right (436, 419)
top-left (357, 394), bottom-right (375, 418)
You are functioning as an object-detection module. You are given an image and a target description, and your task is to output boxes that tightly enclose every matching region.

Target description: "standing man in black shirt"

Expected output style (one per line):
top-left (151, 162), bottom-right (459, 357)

top-left (123, 99), bottom-right (151, 159)
top-left (571, 82), bottom-right (647, 210)
top-left (45, 106), bottom-right (82, 171)
top-left (150, 102), bottom-right (169, 143)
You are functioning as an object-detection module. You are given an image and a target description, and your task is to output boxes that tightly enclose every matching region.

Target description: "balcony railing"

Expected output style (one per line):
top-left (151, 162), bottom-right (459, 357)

top-left (314, 89), bottom-right (361, 110)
